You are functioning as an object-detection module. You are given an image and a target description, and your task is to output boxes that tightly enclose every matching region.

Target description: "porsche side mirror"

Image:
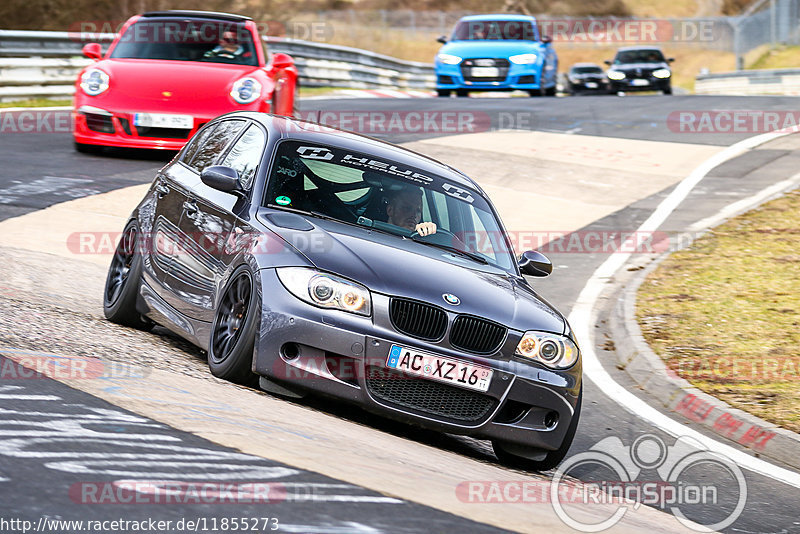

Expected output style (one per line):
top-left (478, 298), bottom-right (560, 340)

top-left (201, 166), bottom-right (242, 194)
top-left (272, 52), bottom-right (294, 70)
top-left (82, 43), bottom-right (103, 61)
top-left (436, 35), bottom-right (448, 44)
top-left (668, 57), bottom-right (675, 62)
top-left (519, 250), bottom-right (553, 277)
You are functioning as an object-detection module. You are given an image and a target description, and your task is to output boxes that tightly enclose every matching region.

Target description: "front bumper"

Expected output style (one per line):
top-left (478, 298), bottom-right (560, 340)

top-left (253, 269), bottom-right (581, 452)
top-left (435, 62), bottom-right (543, 91)
top-left (609, 77), bottom-right (670, 92)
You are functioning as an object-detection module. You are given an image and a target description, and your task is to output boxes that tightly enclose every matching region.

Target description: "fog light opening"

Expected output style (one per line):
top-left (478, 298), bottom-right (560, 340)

top-left (544, 411), bottom-right (559, 429)
top-left (282, 343), bottom-right (300, 360)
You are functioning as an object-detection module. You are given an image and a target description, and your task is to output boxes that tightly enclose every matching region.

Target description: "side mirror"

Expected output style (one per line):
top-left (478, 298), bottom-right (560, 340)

top-left (668, 57), bottom-right (675, 62)
top-left (604, 59), bottom-right (612, 65)
top-left (518, 250), bottom-right (553, 277)
top-left (201, 166), bottom-right (243, 194)
top-left (436, 35), bottom-right (447, 44)
top-left (541, 35), bottom-right (552, 44)
top-left (271, 52), bottom-right (294, 70)
top-left (82, 43), bottom-right (103, 60)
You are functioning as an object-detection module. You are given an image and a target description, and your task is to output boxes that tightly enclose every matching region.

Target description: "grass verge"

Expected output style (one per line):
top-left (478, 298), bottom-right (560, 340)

top-left (0, 98), bottom-right (72, 108)
top-left (637, 188), bottom-right (800, 433)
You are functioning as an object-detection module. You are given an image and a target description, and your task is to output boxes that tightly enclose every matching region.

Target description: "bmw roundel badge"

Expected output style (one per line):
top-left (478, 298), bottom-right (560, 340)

top-left (442, 293), bottom-right (460, 305)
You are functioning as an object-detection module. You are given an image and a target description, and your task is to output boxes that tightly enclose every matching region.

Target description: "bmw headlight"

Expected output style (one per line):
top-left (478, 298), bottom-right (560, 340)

top-left (652, 68), bottom-right (671, 79)
top-left (230, 77), bottom-right (262, 104)
top-left (80, 69), bottom-right (110, 96)
top-left (607, 70), bottom-right (626, 80)
top-left (437, 53), bottom-right (462, 65)
top-left (515, 331), bottom-right (579, 369)
top-left (277, 267), bottom-right (371, 316)
top-left (509, 53), bottom-right (538, 65)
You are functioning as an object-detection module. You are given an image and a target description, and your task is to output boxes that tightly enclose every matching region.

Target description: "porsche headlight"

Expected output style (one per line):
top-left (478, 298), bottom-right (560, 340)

top-left (80, 69), bottom-right (110, 96)
top-left (515, 331), bottom-right (579, 369)
top-left (607, 70), bottom-right (626, 80)
top-left (277, 267), bottom-right (371, 316)
top-left (509, 53), bottom-right (538, 65)
top-left (230, 77), bottom-right (262, 104)
top-left (437, 53), bottom-right (462, 65)
top-left (652, 68), bottom-right (671, 79)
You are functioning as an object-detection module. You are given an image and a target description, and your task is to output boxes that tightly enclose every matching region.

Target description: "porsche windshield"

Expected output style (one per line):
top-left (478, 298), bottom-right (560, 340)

top-left (109, 20), bottom-right (259, 66)
top-left (265, 141), bottom-right (516, 271)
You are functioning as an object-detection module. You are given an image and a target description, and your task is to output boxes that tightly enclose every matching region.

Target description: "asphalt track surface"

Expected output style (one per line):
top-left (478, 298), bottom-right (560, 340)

top-left (2, 94), bottom-right (800, 533)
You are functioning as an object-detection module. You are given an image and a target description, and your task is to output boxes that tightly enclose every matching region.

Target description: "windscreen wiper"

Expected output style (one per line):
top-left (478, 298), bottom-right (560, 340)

top-left (410, 236), bottom-right (489, 265)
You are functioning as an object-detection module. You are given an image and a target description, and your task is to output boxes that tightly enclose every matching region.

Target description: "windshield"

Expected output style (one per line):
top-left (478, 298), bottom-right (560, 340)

top-left (451, 20), bottom-right (538, 41)
top-left (571, 66), bottom-right (603, 74)
top-left (265, 140), bottom-right (516, 271)
top-left (110, 20), bottom-right (258, 66)
top-left (614, 49), bottom-right (665, 64)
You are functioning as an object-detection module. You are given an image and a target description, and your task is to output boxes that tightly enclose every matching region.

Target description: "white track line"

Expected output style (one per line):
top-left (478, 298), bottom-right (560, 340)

top-left (568, 127), bottom-right (800, 488)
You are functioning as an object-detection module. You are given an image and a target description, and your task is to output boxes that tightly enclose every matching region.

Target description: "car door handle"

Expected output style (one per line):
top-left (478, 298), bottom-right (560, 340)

top-left (182, 201), bottom-right (198, 217)
top-left (155, 182), bottom-right (170, 198)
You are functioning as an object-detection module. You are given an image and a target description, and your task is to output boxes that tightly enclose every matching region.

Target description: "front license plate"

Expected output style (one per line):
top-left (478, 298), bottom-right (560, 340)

top-left (631, 79), bottom-right (650, 86)
top-left (134, 113), bottom-right (193, 129)
top-left (585, 82), bottom-right (598, 88)
top-left (386, 344), bottom-right (493, 392)
top-left (471, 66), bottom-right (500, 77)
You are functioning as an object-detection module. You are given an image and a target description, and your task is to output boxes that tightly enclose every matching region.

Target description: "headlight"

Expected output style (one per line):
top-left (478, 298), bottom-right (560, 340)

top-left (607, 70), bottom-right (626, 80)
top-left (652, 68), bottom-right (671, 79)
top-left (230, 77), bottom-right (262, 104)
top-left (515, 331), bottom-right (579, 369)
top-left (437, 53), bottom-right (462, 65)
top-left (509, 53), bottom-right (538, 65)
top-left (80, 69), bottom-right (110, 96)
top-left (276, 267), bottom-right (371, 316)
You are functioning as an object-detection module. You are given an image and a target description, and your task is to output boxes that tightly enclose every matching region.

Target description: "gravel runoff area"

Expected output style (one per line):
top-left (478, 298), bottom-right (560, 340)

top-left (0, 245), bottom-right (213, 380)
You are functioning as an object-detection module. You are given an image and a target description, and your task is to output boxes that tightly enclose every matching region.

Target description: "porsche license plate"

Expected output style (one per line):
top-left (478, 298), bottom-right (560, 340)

top-left (471, 67), bottom-right (500, 77)
top-left (386, 344), bottom-right (493, 392)
top-left (134, 113), bottom-right (193, 129)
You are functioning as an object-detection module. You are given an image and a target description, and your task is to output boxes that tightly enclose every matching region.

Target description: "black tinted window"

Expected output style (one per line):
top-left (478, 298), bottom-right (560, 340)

top-left (614, 49), bottom-right (665, 64)
top-left (220, 124), bottom-right (266, 190)
top-left (188, 120), bottom-right (246, 173)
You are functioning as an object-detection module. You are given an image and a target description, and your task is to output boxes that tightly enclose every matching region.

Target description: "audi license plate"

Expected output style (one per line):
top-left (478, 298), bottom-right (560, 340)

top-left (134, 113), bottom-right (193, 129)
top-left (386, 344), bottom-right (493, 392)
top-left (471, 66), bottom-right (500, 77)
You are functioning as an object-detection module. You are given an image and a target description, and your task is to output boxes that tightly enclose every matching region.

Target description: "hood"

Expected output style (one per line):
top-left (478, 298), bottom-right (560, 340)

top-left (258, 211), bottom-right (566, 334)
top-left (438, 40), bottom-right (542, 59)
top-left (89, 59), bottom-right (264, 112)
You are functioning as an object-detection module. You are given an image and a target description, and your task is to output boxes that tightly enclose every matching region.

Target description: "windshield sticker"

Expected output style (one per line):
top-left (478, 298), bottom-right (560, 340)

top-left (276, 166), bottom-right (297, 177)
top-left (442, 183), bottom-right (475, 204)
top-left (296, 146), bottom-right (334, 161)
top-left (339, 154), bottom-right (433, 184)
top-left (275, 196), bottom-right (291, 206)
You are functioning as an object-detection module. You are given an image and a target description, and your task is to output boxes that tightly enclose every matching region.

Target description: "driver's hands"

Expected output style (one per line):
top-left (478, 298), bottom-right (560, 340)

top-left (415, 222), bottom-right (437, 236)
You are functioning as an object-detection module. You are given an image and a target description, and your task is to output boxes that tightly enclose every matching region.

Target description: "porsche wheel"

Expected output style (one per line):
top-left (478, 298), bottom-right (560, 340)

top-left (492, 386), bottom-right (582, 471)
top-left (208, 266), bottom-right (258, 385)
top-left (103, 222), bottom-right (152, 330)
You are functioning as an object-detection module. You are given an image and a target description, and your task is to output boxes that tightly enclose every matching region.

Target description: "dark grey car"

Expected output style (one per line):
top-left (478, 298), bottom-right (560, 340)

top-left (102, 112), bottom-right (583, 470)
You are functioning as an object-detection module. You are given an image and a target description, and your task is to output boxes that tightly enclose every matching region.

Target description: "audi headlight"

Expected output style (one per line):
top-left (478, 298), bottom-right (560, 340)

top-left (80, 69), bottom-right (110, 96)
top-left (230, 77), bottom-right (262, 104)
top-left (437, 53), bottom-right (462, 65)
top-left (515, 331), bottom-right (579, 369)
top-left (509, 53), bottom-right (538, 65)
top-left (652, 68), bottom-right (671, 79)
top-left (607, 70), bottom-right (626, 80)
top-left (277, 267), bottom-right (371, 316)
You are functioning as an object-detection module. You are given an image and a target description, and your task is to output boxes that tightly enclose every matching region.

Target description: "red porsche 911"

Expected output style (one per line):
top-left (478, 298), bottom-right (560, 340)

top-left (73, 11), bottom-right (298, 152)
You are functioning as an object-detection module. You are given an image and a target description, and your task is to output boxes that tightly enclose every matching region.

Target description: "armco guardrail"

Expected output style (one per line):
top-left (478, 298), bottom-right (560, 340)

top-left (0, 29), bottom-right (435, 100)
top-left (695, 68), bottom-right (800, 96)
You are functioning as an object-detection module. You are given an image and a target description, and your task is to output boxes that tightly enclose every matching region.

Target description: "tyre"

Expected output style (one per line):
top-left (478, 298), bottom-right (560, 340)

top-left (103, 221), bottom-right (153, 330)
top-left (74, 142), bottom-right (98, 154)
top-left (437, 89), bottom-right (452, 97)
top-left (545, 84), bottom-right (557, 96)
top-left (662, 86), bottom-right (672, 95)
top-left (456, 89), bottom-right (469, 97)
top-left (208, 266), bottom-right (259, 385)
top-left (528, 88), bottom-right (543, 97)
top-left (492, 385), bottom-right (582, 471)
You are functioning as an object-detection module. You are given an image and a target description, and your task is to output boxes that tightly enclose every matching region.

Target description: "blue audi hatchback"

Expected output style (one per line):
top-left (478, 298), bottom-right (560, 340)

top-left (435, 14), bottom-right (558, 97)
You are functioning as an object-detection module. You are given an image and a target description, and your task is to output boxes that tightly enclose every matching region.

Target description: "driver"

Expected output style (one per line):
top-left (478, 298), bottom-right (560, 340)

top-left (204, 30), bottom-right (245, 60)
top-left (386, 187), bottom-right (437, 236)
